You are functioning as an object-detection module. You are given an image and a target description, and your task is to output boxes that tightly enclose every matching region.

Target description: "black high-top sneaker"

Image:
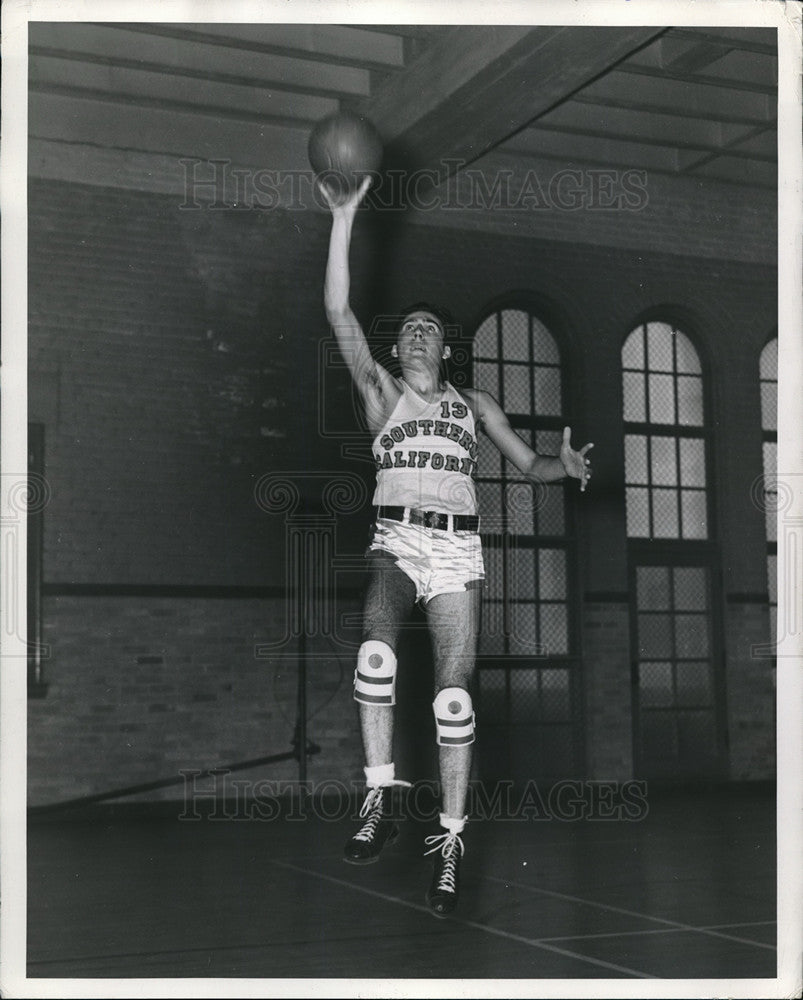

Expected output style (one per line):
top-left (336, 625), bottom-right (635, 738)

top-left (343, 786), bottom-right (399, 865)
top-left (424, 822), bottom-right (465, 917)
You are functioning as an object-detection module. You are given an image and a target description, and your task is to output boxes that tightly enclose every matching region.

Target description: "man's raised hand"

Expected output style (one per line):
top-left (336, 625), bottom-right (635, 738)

top-left (318, 175), bottom-right (372, 215)
top-left (560, 426), bottom-right (594, 492)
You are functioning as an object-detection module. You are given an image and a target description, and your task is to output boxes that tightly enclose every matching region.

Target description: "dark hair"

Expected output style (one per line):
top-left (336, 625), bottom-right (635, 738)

top-left (396, 301), bottom-right (455, 336)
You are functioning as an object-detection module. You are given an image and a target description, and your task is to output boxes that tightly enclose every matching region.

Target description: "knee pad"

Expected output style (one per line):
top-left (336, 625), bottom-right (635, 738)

top-left (433, 687), bottom-right (475, 746)
top-left (354, 640), bottom-right (397, 706)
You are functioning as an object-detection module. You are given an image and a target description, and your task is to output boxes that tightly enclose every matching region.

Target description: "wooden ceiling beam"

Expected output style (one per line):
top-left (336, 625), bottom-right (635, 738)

top-left (88, 22), bottom-right (405, 73)
top-left (579, 69), bottom-right (774, 123)
top-left (665, 26), bottom-right (777, 56)
top-left (29, 47), bottom-right (371, 103)
top-left (360, 24), bottom-right (668, 177)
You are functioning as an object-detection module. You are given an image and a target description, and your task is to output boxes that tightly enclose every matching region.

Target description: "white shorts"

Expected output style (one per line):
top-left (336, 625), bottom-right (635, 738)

top-left (368, 517), bottom-right (485, 604)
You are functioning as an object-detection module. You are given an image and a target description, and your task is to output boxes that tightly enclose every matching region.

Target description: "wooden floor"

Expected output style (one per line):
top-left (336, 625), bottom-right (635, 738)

top-left (27, 784), bottom-right (776, 982)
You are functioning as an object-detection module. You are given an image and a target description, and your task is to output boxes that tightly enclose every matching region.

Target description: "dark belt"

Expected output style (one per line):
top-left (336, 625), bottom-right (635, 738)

top-left (374, 506), bottom-right (480, 533)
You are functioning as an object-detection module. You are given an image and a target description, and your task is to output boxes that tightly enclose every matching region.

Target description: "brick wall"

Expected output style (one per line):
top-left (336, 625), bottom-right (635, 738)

top-left (27, 176), bottom-right (777, 801)
top-left (723, 601), bottom-right (776, 781)
top-left (29, 594), bottom-right (365, 808)
top-left (582, 602), bottom-right (633, 780)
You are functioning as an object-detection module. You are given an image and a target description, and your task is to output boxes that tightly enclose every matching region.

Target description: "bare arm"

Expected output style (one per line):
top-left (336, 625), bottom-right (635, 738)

top-left (322, 179), bottom-right (399, 432)
top-left (465, 388), bottom-right (593, 491)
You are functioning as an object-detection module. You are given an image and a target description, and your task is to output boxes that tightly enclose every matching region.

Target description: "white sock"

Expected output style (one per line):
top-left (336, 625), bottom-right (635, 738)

top-left (439, 812), bottom-right (467, 835)
top-left (364, 762), bottom-right (395, 788)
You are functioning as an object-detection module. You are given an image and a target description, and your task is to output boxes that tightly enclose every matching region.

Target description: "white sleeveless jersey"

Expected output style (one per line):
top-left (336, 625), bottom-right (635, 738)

top-left (372, 381), bottom-right (479, 514)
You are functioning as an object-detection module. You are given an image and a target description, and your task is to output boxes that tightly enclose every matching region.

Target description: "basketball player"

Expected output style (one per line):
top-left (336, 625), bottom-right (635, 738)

top-left (321, 177), bottom-right (592, 916)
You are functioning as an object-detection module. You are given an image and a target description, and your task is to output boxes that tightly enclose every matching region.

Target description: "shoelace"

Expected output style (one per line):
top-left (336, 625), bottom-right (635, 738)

top-left (353, 787), bottom-right (384, 842)
top-left (424, 830), bottom-right (465, 894)
top-left (353, 780), bottom-right (412, 842)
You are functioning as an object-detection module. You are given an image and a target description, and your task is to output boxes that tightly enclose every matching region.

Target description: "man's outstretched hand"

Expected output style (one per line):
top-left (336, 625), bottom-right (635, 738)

top-left (560, 426), bottom-right (594, 492)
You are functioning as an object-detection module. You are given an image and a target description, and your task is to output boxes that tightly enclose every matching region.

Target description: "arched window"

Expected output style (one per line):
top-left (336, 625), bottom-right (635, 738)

top-left (472, 305), bottom-right (580, 781)
top-left (759, 337), bottom-right (777, 645)
top-left (622, 321), bottom-right (707, 539)
top-left (622, 319), bottom-right (724, 780)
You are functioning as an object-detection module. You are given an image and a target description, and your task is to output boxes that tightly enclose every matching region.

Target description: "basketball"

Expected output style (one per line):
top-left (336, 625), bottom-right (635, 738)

top-left (308, 110), bottom-right (383, 202)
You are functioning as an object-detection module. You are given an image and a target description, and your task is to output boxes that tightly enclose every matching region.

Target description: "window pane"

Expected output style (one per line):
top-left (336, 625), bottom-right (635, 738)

top-left (507, 487), bottom-right (536, 536)
top-left (508, 546), bottom-right (536, 598)
top-left (648, 373), bottom-right (675, 424)
top-left (534, 366), bottom-right (562, 416)
top-left (675, 332), bottom-right (702, 374)
top-left (510, 602), bottom-right (538, 652)
top-left (540, 604), bottom-right (568, 655)
top-left (626, 487), bottom-right (650, 536)
top-left (623, 372), bottom-right (646, 422)
top-left (679, 438), bottom-right (706, 487)
top-left (539, 548), bottom-right (567, 600)
top-left (765, 499), bottom-right (776, 543)
top-left (509, 669), bottom-right (540, 722)
top-left (637, 566), bottom-right (671, 610)
top-left (763, 440), bottom-right (777, 479)
top-left (639, 661), bottom-right (673, 706)
top-left (478, 668), bottom-right (506, 721)
top-left (762, 441), bottom-right (778, 542)
top-left (646, 322), bottom-right (675, 372)
top-left (767, 553), bottom-right (776, 604)
top-left (532, 317), bottom-right (559, 364)
top-left (478, 605), bottom-right (505, 654)
top-left (500, 309), bottom-right (530, 361)
top-left (677, 375), bottom-right (704, 426)
top-left (639, 613), bottom-right (672, 657)
top-left (503, 364), bottom-right (530, 414)
top-left (651, 436), bottom-right (678, 486)
top-left (675, 661), bottom-right (712, 707)
top-left (653, 488), bottom-right (679, 538)
top-left (474, 361), bottom-right (498, 399)
top-left (681, 490), bottom-right (708, 539)
top-left (482, 541), bottom-right (504, 601)
top-left (541, 668), bottom-right (571, 722)
top-left (673, 567), bottom-right (707, 611)
top-left (477, 432), bottom-right (501, 479)
top-left (675, 614), bottom-right (709, 657)
top-left (536, 429), bottom-right (562, 455)
top-left (625, 435), bottom-right (648, 484)
top-left (474, 315), bottom-right (497, 358)
top-left (476, 478), bottom-right (501, 519)
top-left (760, 381), bottom-right (777, 432)
top-left (622, 328), bottom-right (645, 369)
top-left (536, 484), bottom-right (565, 536)
top-left (760, 338), bottom-right (777, 379)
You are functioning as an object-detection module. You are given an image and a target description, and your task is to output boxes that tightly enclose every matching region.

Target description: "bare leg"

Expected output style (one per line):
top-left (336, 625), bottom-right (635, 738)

top-left (424, 586), bottom-right (480, 819)
top-left (343, 551), bottom-right (417, 865)
top-left (359, 551), bottom-right (417, 768)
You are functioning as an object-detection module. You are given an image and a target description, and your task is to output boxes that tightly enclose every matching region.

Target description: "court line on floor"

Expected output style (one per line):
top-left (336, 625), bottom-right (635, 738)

top-left (538, 920), bottom-right (776, 944)
top-left (269, 859), bottom-right (656, 979)
top-left (481, 875), bottom-right (775, 951)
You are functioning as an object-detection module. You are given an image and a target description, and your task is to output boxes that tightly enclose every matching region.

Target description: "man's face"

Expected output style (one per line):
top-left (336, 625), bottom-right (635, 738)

top-left (396, 312), bottom-right (447, 368)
